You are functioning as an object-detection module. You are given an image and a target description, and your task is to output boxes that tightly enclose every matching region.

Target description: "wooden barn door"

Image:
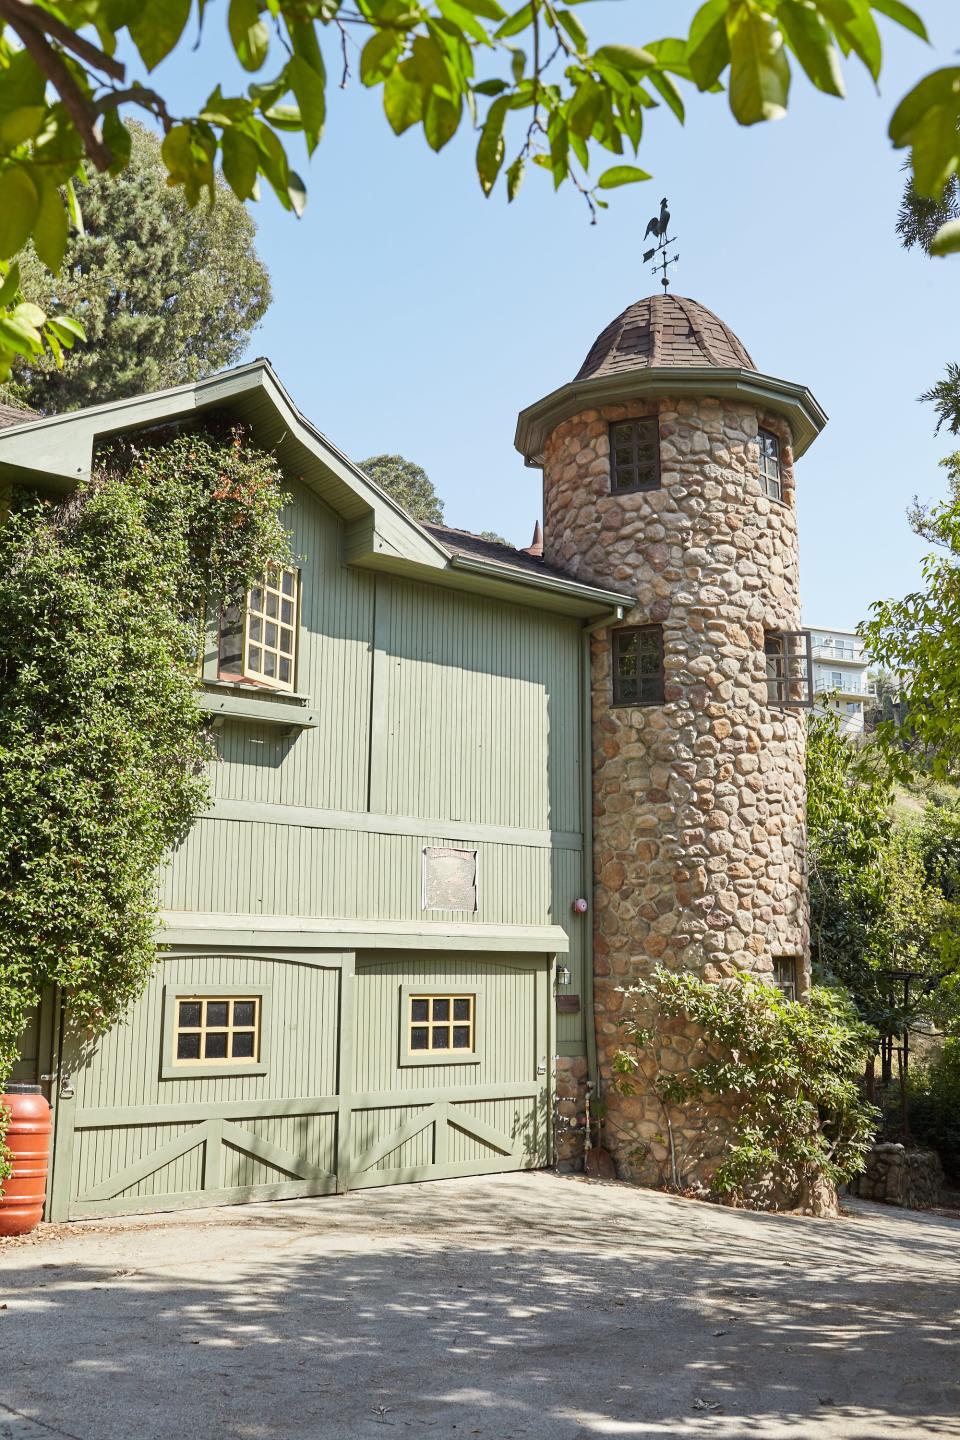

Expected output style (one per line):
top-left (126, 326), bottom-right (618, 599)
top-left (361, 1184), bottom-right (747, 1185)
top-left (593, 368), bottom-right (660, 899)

top-left (345, 955), bottom-right (552, 1190)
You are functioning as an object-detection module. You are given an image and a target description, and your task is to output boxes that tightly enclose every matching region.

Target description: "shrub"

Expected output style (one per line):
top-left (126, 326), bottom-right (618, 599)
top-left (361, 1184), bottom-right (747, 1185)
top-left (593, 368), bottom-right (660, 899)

top-left (613, 968), bottom-right (879, 1213)
top-left (904, 1039), bottom-right (960, 1183)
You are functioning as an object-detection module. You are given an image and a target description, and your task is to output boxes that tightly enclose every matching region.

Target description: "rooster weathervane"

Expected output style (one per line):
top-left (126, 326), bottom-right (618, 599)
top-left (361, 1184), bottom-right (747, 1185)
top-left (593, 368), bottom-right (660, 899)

top-left (643, 197), bottom-right (678, 291)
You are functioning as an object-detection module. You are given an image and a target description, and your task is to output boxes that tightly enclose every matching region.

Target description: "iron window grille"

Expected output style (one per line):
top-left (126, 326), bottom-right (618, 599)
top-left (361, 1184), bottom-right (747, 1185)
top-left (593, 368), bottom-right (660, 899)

top-left (609, 418), bottom-right (661, 494)
top-left (758, 428), bottom-right (782, 502)
top-left (772, 958), bottom-right (797, 1003)
top-left (218, 565), bottom-right (300, 692)
top-left (764, 629), bottom-right (813, 708)
top-left (612, 625), bottom-right (665, 705)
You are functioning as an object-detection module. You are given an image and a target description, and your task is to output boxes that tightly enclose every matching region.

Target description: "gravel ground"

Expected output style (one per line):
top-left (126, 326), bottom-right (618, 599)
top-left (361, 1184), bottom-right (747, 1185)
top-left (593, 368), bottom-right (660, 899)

top-left (0, 1171), bottom-right (958, 1439)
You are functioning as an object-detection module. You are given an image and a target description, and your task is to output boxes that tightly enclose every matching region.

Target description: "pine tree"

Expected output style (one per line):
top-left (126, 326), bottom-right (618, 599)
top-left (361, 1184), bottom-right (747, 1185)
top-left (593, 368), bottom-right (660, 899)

top-left (5, 123), bottom-right (271, 415)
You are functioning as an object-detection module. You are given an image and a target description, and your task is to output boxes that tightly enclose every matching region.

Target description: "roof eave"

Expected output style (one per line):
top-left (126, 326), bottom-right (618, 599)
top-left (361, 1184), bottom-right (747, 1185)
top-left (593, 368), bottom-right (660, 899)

top-left (514, 366), bottom-right (828, 465)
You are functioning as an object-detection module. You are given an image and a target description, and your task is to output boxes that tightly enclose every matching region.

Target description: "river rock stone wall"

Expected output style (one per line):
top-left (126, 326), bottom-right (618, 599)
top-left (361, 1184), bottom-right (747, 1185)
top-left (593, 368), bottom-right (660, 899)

top-left (850, 1143), bottom-right (944, 1209)
top-left (542, 394), bottom-right (809, 1189)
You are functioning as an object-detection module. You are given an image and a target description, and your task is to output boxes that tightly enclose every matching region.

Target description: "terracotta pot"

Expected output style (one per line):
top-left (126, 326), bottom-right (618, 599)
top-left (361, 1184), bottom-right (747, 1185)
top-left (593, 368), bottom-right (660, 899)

top-left (0, 1084), bottom-right (52, 1236)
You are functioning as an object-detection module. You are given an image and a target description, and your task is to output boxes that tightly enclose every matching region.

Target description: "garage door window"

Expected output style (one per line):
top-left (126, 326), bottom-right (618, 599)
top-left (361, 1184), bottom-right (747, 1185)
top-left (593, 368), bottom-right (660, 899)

top-left (161, 985), bottom-right (270, 1079)
top-left (400, 986), bottom-right (481, 1066)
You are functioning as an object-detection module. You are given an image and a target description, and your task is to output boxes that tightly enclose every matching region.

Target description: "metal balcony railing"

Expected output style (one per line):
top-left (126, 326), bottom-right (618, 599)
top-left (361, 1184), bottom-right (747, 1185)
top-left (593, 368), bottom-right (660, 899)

top-left (811, 643), bottom-right (865, 662)
top-left (814, 677), bottom-right (877, 697)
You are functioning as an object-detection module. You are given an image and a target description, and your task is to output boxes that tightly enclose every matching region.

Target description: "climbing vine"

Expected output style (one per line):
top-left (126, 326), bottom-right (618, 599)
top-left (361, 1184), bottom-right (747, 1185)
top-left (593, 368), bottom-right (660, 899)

top-left (0, 428), bottom-right (290, 1176)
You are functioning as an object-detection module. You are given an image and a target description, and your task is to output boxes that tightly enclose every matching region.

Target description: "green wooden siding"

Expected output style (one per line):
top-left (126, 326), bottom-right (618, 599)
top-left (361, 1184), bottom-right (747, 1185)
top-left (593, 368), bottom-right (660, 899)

top-left (51, 950), bottom-right (550, 1219)
top-left (158, 475), bottom-right (590, 1056)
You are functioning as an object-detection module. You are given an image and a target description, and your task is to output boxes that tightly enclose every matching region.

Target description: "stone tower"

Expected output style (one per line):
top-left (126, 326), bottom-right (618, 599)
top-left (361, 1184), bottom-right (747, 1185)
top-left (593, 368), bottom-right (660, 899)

top-left (516, 294), bottom-right (827, 1185)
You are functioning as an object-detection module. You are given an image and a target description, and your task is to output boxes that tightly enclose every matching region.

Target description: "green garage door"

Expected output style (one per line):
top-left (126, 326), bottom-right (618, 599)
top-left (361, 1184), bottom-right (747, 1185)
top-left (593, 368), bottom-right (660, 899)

top-left (46, 950), bottom-right (552, 1220)
top-left (345, 955), bottom-right (552, 1190)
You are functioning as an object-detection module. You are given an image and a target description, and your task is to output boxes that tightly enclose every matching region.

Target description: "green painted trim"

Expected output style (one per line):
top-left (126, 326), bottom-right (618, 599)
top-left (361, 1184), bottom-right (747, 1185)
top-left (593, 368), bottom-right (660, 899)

top-left (157, 946), bottom-right (348, 969)
top-left (542, 961), bottom-right (554, 1166)
top-left (207, 796), bottom-right (584, 852)
top-left (346, 1157), bottom-right (532, 1191)
top-left (556, 1042), bottom-right (587, 1059)
top-left (74, 1095), bottom-right (341, 1128)
top-left (69, 1176), bottom-right (339, 1218)
top-left (156, 914), bottom-right (571, 954)
top-left (351, 1080), bottom-right (540, 1108)
top-left (367, 575), bottom-right (390, 813)
top-left (159, 983), bottom-right (272, 1080)
top-left (515, 365), bottom-right (828, 463)
top-left (221, 1118), bottom-right (332, 1183)
top-left (336, 954), bottom-right (355, 1195)
top-left (448, 554), bottom-right (631, 610)
top-left (198, 687), bottom-right (318, 729)
top-left (397, 982), bottom-right (483, 1068)
top-left (45, 990), bottom-right (73, 1223)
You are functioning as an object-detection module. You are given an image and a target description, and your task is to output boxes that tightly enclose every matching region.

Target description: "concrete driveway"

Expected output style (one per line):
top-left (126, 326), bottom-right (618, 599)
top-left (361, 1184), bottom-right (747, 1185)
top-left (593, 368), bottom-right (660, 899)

top-left (0, 1172), bottom-right (957, 1440)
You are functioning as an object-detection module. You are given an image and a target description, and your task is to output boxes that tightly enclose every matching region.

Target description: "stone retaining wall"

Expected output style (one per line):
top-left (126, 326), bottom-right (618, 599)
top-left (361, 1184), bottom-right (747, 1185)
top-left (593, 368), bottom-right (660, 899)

top-left (850, 1143), bottom-right (944, 1209)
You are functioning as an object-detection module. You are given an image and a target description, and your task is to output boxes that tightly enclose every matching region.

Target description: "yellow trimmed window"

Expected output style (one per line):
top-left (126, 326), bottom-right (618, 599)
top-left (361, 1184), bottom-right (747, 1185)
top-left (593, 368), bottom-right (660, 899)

top-left (409, 994), bottom-right (475, 1054)
top-left (174, 995), bottom-right (261, 1064)
top-left (219, 566), bottom-right (299, 691)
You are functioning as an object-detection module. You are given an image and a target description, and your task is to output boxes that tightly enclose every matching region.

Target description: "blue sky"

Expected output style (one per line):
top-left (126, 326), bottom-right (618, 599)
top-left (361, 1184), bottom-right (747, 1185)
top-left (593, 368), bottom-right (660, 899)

top-left (147, 1), bottom-right (958, 629)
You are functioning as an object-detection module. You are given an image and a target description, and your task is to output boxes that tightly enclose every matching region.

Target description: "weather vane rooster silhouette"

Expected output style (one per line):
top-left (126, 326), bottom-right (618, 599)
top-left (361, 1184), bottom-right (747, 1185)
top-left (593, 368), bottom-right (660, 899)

top-left (642, 197), bottom-right (679, 291)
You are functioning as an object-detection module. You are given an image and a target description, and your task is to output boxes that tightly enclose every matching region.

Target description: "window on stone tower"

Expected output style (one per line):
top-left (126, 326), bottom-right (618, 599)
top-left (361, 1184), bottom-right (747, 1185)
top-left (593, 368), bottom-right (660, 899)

top-left (609, 419), bottom-right (660, 493)
top-left (757, 429), bottom-right (782, 502)
top-left (771, 958), bottom-right (797, 1002)
top-left (764, 630), bottom-right (813, 707)
top-left (612, 625), bottom-right (664, 705)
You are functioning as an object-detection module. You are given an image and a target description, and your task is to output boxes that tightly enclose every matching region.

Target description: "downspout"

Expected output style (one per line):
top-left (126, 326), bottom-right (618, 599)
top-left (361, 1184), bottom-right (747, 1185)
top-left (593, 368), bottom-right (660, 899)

top-left (580, 606), bottom-right (625, 1095)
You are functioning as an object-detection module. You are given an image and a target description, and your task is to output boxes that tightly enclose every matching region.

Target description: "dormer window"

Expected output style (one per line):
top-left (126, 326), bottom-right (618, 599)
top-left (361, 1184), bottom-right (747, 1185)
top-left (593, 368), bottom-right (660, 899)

top-left (218, 565), bottom-right (300, 692)
top-left (758, 429), bottom-right (782, 502)
top-left (609, 419), bottom-right (660, 494)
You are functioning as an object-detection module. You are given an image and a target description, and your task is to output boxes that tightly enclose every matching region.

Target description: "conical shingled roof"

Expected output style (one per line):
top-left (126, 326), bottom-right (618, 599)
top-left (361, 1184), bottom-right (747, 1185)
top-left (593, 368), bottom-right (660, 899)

top-left (576, 294), bottom-right (755, 381)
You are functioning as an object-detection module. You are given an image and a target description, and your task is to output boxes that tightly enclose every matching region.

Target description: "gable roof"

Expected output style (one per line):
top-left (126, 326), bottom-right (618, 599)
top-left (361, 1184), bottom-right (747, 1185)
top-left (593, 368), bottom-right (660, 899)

top-left (0, 360), bottom-right (630, 621)
top-left (0, 402), bottom-right (34, 429)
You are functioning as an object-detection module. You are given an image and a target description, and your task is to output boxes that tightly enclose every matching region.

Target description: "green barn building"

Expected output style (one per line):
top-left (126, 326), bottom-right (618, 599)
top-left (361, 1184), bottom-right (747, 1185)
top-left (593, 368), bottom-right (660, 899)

top-left (4, 293), bottom-right (825, 1218)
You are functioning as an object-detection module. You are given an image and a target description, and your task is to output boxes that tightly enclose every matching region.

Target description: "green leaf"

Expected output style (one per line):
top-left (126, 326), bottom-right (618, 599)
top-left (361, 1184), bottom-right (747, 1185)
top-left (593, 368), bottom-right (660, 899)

top-left (819, 0), bottom-right (881, 82)
top-left (555, 8), bottom-right (588, 53)
top-left (505, 153), bottom-right (524, 200)
top-left (129, 0), bottom-right (192, 71)
top-left (287, 54), bottom-right (326, 148)
top-left (889, 68), bottom-right (960, 146)
top-left (0, 106), bottom-right (46, 148)
top-left (473, 78), bottom-right (509, 95)
top-left (423, 92), bottom-right (461, 151)
top-left (646, 68), bottom-right (685, 121)
top-left (687, 0), bottom-right (730, 90)
top-left (593, 44), bottom-right (656, 72)
top-left (360, 31), bottom-right (405, 87)
top-left (286, 170), bottom-right (307, 218)
top-left (437, 0), bottom-right (491, 45)
top-left (64, 179), bottom-right (84, 237)
top-left (32, 182), bottom-right (68, 273)
top-left (495, 3), bottom-right (533, 40)
top-left (871, 0), bottom-right (928, 41)
top-left (0, 262), bottom-right (20, 308)
top-left (46, 314), bottom-right (86, 342)
top-left (454, 0), bottom-right (506, 19)
top-left (229, 0), bottom-right (270, 71)
top-left (476, 95), bottom-right (508, 194)
top-left (597, 164), bottom-right (652, 188)
top-left (930, 220), bottom-right (960, 256)
top-left (910, 103), bottom-right (960, 198)
top-left (0, 167), bottom-right (40, 261)
top-left (0, 50), bottom-right (46, 113)
top-left (779, 0), bottom-right (844, 97)
top-left (102, 110), bottom-right (133, 175)
top-left (383, 69), bottom-right (424, 134)
top-left (727, 6), bottom-right (791, 125)
top-left (221, 127), bottom-right (261, 199)
top-left (567, 77), bottom-right (603, 138)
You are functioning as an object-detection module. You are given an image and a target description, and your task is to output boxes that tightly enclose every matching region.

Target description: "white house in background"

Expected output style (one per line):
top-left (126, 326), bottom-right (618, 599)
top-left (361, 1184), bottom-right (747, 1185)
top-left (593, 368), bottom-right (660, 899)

top-left (806, 625), bottom-right (876, 735)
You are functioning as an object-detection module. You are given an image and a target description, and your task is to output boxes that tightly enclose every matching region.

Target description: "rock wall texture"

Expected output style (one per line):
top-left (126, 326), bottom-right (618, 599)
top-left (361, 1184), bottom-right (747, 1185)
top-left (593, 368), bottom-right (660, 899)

top-left (553, 1055), bottom-right (589, 1172)
top-left (850, 1143), bottom-right (944, 1209)
top-left (542, 394), bottom-right (809, 1188)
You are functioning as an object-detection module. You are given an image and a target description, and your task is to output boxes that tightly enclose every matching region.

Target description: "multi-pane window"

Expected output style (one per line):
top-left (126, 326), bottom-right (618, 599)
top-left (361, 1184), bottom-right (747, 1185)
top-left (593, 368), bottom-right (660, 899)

top-left (173, 996), bottom-right (260, 1064)
top-left (609, 419), bottom-right (660, 493)
top-left (764, 630), bottom-right (813, 707)
top-left (219, 565), bottom-right (299, 692)
top-left (409, 994), bottom-right (475, 1054)
top-left (772, 958), bottom-right (797, 1002)
top-left (758, 428), bottom-right (782, 502)
top-left (612, 625), bottom-right (664, 705)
